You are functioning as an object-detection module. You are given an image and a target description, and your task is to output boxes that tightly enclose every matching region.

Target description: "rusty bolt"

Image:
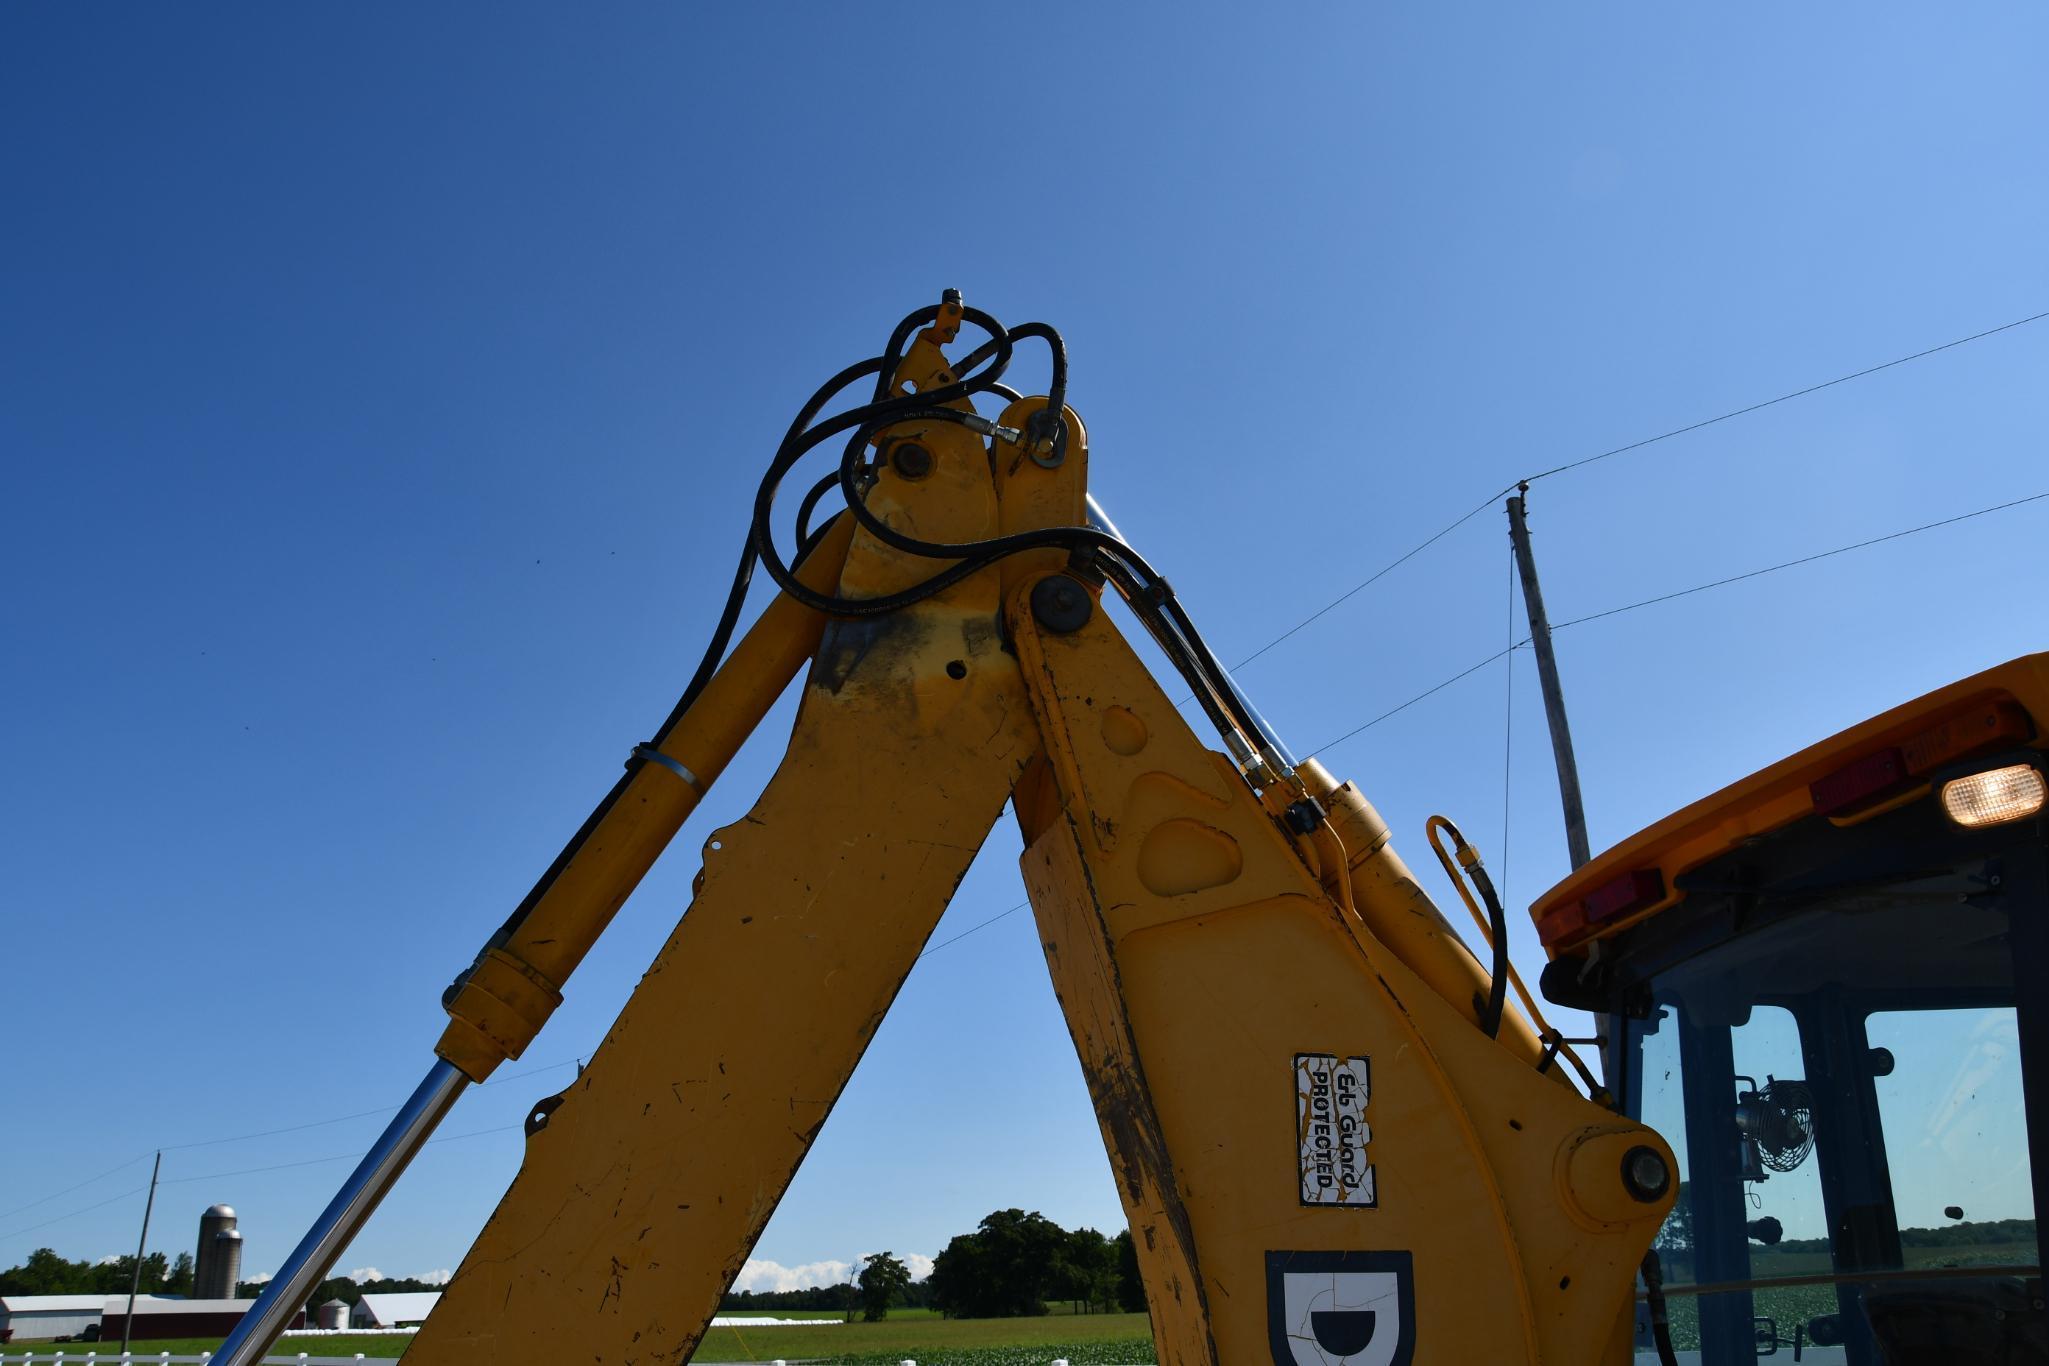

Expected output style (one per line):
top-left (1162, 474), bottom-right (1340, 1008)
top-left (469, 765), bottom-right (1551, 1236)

top-left (891, 442), bottom-right (934, 480)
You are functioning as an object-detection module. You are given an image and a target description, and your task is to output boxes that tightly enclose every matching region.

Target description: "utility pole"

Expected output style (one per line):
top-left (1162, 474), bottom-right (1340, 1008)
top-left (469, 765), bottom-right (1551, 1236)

top-left (122, 1150), bottom-right (163, 1354)
top-left (1507, 484), bottom-right (1591, 870)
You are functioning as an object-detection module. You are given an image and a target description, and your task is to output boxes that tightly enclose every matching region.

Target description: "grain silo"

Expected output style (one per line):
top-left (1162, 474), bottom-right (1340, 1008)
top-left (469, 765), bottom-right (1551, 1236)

top-left (193, 1204), bottom-right (240, 1299)
top-left (211, 1227), bottom-right (244, 1297)
top-left (316, 1297), bottom-right (351, 1330)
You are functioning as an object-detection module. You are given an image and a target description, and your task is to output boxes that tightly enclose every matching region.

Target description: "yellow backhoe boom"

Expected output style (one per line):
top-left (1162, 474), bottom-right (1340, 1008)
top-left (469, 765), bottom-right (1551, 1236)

top-left (215, 296), bottom-right (1674, 1366)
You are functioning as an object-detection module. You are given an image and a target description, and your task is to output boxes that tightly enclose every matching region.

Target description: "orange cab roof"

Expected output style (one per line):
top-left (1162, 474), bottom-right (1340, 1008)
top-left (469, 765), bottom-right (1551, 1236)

top-left (1529, 651), bottom-right (2049, 953)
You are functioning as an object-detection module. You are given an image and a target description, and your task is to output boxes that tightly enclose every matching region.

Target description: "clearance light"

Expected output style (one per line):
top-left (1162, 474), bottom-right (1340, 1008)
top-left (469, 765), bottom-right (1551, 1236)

top-left (1537, 866), bottom-right (1667, 946)
top-left (1939, 763), bottom-right (2047, 828)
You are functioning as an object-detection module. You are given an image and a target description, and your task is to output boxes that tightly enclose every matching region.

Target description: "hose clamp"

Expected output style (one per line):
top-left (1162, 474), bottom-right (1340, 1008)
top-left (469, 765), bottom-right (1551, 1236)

top-left (631, 744), bottom-right (701, 790)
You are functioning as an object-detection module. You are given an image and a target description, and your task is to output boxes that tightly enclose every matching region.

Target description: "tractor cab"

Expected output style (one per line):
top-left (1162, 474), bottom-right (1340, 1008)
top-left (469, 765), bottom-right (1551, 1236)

top-left (1533, 655), bottom-right (2049, 1366)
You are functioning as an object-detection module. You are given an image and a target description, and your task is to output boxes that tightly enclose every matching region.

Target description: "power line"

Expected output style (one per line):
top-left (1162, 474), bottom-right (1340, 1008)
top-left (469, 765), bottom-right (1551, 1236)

top-left (1222, 492), bottom-right (1503, 675)
top-left (919, 902), bottom-right (1030, 957)
top-left (15, 477), bottom-right (2041, 1246)
top-left (154, 1056), bottom-right (580, 1157)
top-left (2, 912), bottom-right (1041, 1242)
top-left (156, 1056), bottom-right (579, 1155)
top-left (0, 1056), bottom-right (586, 1244)
top-left (1310, 646), bottom-right (1520, 757)
top-left (0, 1185), bottom-right (153, 1241)
top-left (1307, 487), bottom-right (2047, 757)
top-left (0, 1125), bottom-right (533, 1245)
top-left (160, 1125), bottom-right (524, 1189)
top-left (1221, 307), bottom-right (2049, 684)
top-left (157, 1105), bottom-right (410, 1155)
top-left (1549, 491), bottom-right (2049, 631)
top-left (1522, 310), bottom-right (2049, 486)
top-left (0, 1154), bottom-right (150, 1224)
top-left (8, 909), bottom-right (1049, 1241)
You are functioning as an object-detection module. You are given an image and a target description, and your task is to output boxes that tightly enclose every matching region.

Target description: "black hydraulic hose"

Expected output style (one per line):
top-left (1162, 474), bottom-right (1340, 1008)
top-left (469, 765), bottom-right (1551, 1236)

top-left (748, 309), bottom-right (1028, 617)
top-left (815, 425), bottom-right (1280, 755)
top-left (829, 474), bottom-right (1277, 754)
top-left (948, 339), bottom-right (1021, 404)
top-left (1005, 320), bottom-right (1069, 457)
top-left (651, 352), bottom-right (887, 747)
top-left (471, 346), bottom-right (898, 956)
top-left (794, 470), bottom-right (841, 556)
top-left (1640, 1250), bottom-right (1681, 1366)
top-left (1464, 862), bottom-right (1512, 1039)
top-left (472, 296), bottom-right (1278, 965)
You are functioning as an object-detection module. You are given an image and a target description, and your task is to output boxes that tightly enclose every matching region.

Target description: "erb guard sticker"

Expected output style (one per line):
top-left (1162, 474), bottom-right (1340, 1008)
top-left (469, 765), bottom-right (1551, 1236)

top-left (1296, 1053), bottom-right (1374, 1206)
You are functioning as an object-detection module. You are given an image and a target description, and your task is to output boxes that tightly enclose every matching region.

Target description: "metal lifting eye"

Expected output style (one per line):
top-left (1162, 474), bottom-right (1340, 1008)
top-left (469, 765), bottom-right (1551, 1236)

top-left (525, 1094), bottom-right (566, 1138)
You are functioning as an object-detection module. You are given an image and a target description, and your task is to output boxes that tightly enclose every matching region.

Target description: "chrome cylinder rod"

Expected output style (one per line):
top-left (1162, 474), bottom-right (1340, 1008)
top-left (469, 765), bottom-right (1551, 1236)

top-left (1084, 491), bottom-right (1124, 543)
top-left (211, 1059), bottom-right (470, 1366)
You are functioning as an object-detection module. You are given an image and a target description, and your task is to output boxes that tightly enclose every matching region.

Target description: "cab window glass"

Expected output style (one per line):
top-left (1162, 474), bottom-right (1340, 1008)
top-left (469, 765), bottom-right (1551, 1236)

top-left (1638, 1002), bottom-right (1694, 1282)
top-left (1865, 1006), bottom-right (2035, 1266)
top-left (1730, 1004), bottom-right (1829, 1274)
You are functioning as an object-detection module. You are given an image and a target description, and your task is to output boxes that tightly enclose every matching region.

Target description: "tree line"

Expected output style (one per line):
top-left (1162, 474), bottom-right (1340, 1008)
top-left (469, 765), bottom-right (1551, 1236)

top-left (928, 1209), bottom-right (1146, 1318)
top-left (16, 1207), bottom-right (1156, 1323)
top-left (1653, 1186), bottom-right (2035, 1258)
top-left (283, 1272), bottom-right (448, 1308)
top-left (0, 1248), bottom-right (440, 1308)
top-left (718, 1210), bottom-right (1150, 1321)
top-left (0, 1248), bottom-right (193, 1298)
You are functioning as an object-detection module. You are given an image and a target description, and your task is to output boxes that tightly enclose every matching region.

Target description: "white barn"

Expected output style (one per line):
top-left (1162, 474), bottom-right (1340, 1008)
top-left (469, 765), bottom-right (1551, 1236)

top-left (0, 1295), bottom-right (106, 1342)
top-left (351, 1291), bottom-right (440, 1329)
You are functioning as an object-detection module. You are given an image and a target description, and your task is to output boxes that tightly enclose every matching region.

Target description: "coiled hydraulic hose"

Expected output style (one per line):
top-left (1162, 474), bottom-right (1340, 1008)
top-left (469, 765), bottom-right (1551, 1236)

top-left (1424, 815), bottom-right (1602, 1097)
top-left (486, 295), bottom-right (1295, 955)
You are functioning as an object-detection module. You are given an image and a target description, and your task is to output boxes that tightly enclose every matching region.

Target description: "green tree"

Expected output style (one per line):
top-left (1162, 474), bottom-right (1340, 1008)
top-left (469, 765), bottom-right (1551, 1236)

top-left (91, 1251), bottom-right (168, 1295)
top-left (1653, 1182), bottom-right (1693, 1254)
top-left (1112, 1228), bottom-right (1147, 1314)
top-left (0, 1248), bottom-right (180, 1298)
top-left (164, 1251), bottom-right (195, 1297)
top-left (305, 1274), bottom-right (363, 1307)
top-left (0, 1248), bottom-right (88, 1295)
top-left (928, 1209), bottom-right (1067, 1318)
top-left (1053, 1228), bottom-right (1117, 1313)
top-left (856, 1251), bottom-right (912, 1321)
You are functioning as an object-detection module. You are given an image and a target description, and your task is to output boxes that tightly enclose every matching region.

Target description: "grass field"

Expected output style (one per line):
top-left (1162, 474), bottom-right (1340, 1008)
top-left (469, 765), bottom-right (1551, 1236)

top-left (1655, 1240), bottom-right (2039, 1350)
top-left (0, 1313), bottom-right (1151, 1364)
top-left (691, 1310), bottom-right (1151, 1364)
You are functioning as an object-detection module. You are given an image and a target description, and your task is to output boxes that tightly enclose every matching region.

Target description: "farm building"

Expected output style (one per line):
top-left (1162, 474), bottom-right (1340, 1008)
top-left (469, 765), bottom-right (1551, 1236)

top-left (351, 1291), bottom-right (440, 1328)
top-left (0, 1295), bottom-right (106, 1343)
top-left (99, 1295), bottom-right (303, 1341)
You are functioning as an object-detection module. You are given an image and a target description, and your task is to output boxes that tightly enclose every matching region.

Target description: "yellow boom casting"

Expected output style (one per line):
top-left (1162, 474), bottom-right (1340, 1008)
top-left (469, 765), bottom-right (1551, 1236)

top-left (217, 296), bottom-right (1673, 1366)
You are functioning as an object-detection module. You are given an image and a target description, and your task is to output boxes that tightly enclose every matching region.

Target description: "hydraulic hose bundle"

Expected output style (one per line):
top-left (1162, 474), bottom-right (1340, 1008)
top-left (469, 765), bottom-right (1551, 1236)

top-left (480, 294), bottom-right (1297, 968)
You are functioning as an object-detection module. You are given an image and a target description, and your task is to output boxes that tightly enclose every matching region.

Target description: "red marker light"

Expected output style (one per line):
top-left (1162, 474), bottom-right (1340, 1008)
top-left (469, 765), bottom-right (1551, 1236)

top-left (1583, 868), bottom-right (1666, 924)
top-left (1809, 747), bottom-right (1909, 817)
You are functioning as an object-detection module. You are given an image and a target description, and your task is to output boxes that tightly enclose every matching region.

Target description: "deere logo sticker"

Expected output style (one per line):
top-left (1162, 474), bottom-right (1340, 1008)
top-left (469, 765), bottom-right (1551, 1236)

top-left (1296, 1053), bottom-right (1374, 1206)
top-left (1266, 1250), bottom-right (1416, 1366)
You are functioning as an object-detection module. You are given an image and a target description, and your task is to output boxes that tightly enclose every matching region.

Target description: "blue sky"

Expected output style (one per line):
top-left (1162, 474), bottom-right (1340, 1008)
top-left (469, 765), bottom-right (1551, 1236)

top-left (4, 5), bottom-right (2044, 1291)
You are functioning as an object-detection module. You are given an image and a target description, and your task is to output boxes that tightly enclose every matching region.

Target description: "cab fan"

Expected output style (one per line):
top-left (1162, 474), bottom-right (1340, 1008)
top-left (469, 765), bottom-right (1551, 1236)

top-left (1735, 1076), bottom-right (1816, 1174)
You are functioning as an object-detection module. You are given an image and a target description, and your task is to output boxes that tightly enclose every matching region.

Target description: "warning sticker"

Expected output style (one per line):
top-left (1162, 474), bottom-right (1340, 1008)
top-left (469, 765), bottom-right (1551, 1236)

top-left (1296, 1053), bottom-right (1375, 1207)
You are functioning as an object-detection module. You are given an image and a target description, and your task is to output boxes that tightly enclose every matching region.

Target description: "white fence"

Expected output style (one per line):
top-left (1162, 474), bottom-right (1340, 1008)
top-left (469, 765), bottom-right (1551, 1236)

top-left (2, 1356), bottom-right (385, 1366)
